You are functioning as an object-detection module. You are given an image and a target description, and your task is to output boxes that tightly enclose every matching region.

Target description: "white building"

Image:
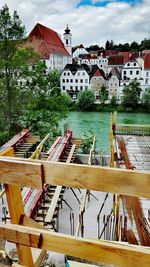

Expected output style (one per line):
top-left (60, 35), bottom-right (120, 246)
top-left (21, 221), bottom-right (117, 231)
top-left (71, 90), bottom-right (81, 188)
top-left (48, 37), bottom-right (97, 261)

top-left (143, 54), bottom-right (150, 93)
top-left (23, 23), bottom-right (72, 72)
top-left (61, 64), bottom-right (90, 100)
top-left (73, 44), bottom-right (89, 58)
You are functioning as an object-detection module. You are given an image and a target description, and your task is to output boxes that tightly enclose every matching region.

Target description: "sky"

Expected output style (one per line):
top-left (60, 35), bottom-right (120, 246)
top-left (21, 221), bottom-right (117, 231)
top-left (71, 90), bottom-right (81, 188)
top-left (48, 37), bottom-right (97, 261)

top-left (1, 0), bottom-right (150, 47)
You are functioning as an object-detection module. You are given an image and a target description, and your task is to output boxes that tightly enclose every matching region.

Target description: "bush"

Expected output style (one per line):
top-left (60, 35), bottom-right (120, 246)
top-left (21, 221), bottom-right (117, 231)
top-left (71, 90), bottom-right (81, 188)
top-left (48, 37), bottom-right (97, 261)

top-left (77, 91), bottom-right (95, 111)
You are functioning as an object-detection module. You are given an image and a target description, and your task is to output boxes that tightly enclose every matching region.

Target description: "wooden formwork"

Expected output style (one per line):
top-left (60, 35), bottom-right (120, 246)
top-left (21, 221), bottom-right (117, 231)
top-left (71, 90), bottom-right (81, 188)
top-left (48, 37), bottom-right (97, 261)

top-left (0, 156), bottom-right (150, 267)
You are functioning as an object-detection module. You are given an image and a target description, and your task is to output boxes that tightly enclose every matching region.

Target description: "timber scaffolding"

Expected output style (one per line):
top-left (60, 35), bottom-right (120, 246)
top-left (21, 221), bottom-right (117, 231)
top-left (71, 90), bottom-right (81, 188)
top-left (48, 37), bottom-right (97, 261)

top-left (110, 112), bottom-right (150, 248)
top-left (0, 126), bottom-right (150, 266)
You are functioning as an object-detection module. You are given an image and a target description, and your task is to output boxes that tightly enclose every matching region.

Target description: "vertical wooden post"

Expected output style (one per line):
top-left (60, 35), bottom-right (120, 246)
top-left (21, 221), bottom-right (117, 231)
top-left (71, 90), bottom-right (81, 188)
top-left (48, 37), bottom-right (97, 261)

top-left (5, 184), bottom-right (34, 266)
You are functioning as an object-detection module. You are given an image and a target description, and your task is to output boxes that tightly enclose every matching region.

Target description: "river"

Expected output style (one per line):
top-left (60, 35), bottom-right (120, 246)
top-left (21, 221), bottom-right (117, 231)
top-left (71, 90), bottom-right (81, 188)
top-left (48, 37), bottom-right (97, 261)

top-left (64, 112), bottom-right (150, 153)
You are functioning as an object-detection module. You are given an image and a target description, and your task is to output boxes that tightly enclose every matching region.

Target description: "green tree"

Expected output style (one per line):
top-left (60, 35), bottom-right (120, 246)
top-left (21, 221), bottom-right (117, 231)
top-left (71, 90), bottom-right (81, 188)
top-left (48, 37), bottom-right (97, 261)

top-left (99, 85), bottom-right (109, 105)
top-left (0, 5), bottom-right (69, 142)
top-left (0, 4), bottom-right (26, 137)
top-left (143, 89), bottom-right (150, 112)
top-left (122, 80), bottom-right (142, 108)
top-left (140, 38), bottom-right (150, 51)
top-left (110, 96), bottom-right (117, 107)
top-left (78, 90), bottom-right (95, 111)
top-left (130, 41), bottom-right (139, 52)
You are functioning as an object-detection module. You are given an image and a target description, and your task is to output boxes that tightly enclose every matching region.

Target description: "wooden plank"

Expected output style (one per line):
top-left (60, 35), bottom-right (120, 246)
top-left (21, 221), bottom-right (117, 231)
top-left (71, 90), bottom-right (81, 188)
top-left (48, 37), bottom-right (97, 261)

top-left (0, 147), bottom-right (14, 157)
top-left (116, 123), bottom-right (150, 128)
top-left (0, 157), bottom-right (150, 198)
top-left (68, 261), bottom-right (97, 267)
top-left (0, 158), bottom-right (43, 188)
top-left (66, 144), bottom-right (76, 163)
top-left (4, 185), bottom-right (34, 266)
top-left (12, 264), bottom-right (27, 267)
top-left (45, 186), bottom-right (62, 223)
top-left (1, 224), bottom-right (150, 267)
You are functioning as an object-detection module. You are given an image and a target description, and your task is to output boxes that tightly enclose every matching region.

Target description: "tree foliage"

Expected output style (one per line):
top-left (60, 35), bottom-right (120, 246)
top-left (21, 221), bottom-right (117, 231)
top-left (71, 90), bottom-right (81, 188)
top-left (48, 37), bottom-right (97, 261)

top-left (143, 89), bottom-right (150, 112)
top-left (77, 90), bottom-right (95, 111)
top-left (0, 5), bottom-right (69, 144)
top-left (99, 85), bottom-right (109, 104)
top-left (78, 131), bottom-right (94, 154)
top-left (122, 80), bottom-right (142, 108)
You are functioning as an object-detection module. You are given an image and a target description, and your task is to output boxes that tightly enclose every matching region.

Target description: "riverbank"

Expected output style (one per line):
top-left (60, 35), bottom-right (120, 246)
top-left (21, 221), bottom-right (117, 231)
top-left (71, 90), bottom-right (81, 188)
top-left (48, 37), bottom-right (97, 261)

top-left (68, 103), bottom-right (149, 113)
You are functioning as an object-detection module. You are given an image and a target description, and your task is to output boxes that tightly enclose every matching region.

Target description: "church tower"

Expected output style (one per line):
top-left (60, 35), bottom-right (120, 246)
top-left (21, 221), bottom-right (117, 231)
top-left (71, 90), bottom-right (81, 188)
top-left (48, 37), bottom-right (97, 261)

top-left (63, 25), bottom-right (72, 55)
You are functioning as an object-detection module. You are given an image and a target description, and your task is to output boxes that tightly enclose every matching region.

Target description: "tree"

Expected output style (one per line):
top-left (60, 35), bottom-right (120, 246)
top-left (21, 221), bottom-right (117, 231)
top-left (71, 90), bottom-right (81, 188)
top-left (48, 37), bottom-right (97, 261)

top-left (140, 38), bottom-right (150, 51)
top-left (0, 5), bottom-right (69, 143)
top-left (0, 4), bottom-right (26, 137)
top-left (77, 90), bottom-right (95, 111)
top-left (122, 80), bottom-right (142, 108)
top-left (99, 85), bottom-right (108, 105)
top-left (143, 89), bottom-right (150, 112)
top-left (110, 96), bottom-right (117, 107)
top-left (130, 41), bottom-right (139, 52)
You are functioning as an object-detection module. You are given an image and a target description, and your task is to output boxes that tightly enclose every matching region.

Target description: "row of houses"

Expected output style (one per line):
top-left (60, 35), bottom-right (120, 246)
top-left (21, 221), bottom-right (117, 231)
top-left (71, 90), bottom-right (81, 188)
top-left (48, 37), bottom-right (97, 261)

top-left (22, 22), bottom-right (150, 102)
top-left (60, 54), bottom-right (150, 102)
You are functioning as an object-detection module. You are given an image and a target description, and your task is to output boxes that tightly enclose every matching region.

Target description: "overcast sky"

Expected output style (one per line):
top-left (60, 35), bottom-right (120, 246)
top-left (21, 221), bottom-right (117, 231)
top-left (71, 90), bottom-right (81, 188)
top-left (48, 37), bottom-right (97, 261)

top-left (1, 0), bottom-right (150, 46)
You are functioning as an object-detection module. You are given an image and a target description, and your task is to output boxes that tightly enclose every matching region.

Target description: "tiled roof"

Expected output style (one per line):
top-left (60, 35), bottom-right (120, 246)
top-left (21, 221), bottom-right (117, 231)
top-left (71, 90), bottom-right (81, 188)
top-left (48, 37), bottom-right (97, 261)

top-left (108, 67), bottom-right (121, 80)
top-left (23, 23), bottom-right (69, 58)
top-left (108, 55), bottom-right (124, 65)
top-left (144, 54), bottom-right (150, 69)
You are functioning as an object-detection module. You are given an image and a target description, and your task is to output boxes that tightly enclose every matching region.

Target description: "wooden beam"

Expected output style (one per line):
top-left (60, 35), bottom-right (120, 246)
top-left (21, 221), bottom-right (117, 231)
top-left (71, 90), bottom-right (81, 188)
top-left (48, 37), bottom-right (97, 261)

top-left (45, 186), bottom-right (62, 223)
top-left (66, 144), bottom-right (76, 163)
top-left (0, 157), bottom-right (150, 198)
top-left (4, 184), bottom-right (34, 266)
top-left (116, 123), bottom-right (150, 128)
top-left (1, 224), bottom-right (150, 267)
top-left (0, 157), bottom-right (44, 188)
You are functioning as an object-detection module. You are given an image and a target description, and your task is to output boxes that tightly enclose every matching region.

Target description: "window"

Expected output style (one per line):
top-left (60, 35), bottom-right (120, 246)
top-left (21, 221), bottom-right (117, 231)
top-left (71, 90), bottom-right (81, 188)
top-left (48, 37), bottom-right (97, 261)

top-left (145, 78), bottom-right (148, 84)
top-left (64, 72), bottom-right (66, 76)
top-left (80, 79), bottom-right (83, 83)
top-left (66, 39), bottom-right (68, 45)
top-left (130, 71), bottom-right (133, 75)
top-left (62, 86), bottom-right (65, 90)
top-left (66, 79), bottom-right (69, 83)
top-left (127, 63), bottom-right (130, 66)
top-left (115, 83), bottom-right (117, 86)
top-left (134, 63), bottom-right (136, 66)
top-left (146, 72), bottom-right (149, 77)
top-left (70, 86), bottom-right (73, 90)
top-left (75, 86), bottom-right (78, 91)
top-left (80, 86), bottom-right (83, 90)
top-left (63, 79), bottom-right (65, 83)
top-left (75, 79), bottom-right (78, 83)
top-left (83, 72), bottom-right (85, 76)
top-left (78, 72), bottom-right (80, 76)
top-left (67, 72), bottom-right (70, 76)
top-left (70, 79), bottom-right (73, 83)
top-left (85, 86), bottom-right (88, 90)
top-left (136, 70), bottom-right (139, 75)
top-left (124, 71), bottom-right (126, 75)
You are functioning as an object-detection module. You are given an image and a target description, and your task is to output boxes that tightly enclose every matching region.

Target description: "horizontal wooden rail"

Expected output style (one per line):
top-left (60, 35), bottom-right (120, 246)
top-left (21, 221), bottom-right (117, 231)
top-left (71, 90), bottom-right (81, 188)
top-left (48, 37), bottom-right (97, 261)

top-left (0, 157), bottom-right (44, 188)
top-left (0, 157), bottom-right (150, 198)
top-left (116, 123), bottom-right (150, 128)
top-left (0, 224), bottom-right (150, 267)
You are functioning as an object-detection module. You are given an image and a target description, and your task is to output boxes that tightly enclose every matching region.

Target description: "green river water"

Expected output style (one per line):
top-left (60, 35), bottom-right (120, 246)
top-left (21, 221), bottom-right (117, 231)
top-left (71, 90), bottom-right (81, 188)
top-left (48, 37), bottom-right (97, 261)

top-left (64, 112), bottom-right (150, 153)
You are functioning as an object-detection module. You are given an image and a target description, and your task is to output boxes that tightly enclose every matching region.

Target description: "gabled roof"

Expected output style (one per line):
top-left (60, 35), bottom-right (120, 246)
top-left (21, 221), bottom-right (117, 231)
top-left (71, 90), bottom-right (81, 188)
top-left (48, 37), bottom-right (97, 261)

top-left (90, 66), bottom-right (106, 80)
top-left (24, 23), bottom-right (69, 59)
top-left (144, 54), bottom-right (150, 69)
top-left (108, 67), bottom-right (121, 80)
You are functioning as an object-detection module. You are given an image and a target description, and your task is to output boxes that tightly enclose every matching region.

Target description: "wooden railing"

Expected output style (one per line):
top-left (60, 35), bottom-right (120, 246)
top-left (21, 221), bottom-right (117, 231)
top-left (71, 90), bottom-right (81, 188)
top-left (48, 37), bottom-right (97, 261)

top-left (0, 156), bottom-right (150, 267)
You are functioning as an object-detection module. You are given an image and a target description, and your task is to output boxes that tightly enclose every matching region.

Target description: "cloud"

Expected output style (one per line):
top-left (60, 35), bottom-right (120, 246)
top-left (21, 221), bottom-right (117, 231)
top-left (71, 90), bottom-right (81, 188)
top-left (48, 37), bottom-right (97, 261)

top-left (1, 0), bottom-right (150, 46)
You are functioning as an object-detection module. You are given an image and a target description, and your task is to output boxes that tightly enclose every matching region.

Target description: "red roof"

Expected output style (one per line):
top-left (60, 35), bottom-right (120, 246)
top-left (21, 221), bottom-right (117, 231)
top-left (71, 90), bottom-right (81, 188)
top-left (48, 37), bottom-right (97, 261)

top-left (108, 55), bottom-right (124, 65)
top-left (93, 69), bottom-right (102, 77)
top-left (144, 54), bottom-right (150, 69)
top-left (24, 23), bottom-right (69, 58)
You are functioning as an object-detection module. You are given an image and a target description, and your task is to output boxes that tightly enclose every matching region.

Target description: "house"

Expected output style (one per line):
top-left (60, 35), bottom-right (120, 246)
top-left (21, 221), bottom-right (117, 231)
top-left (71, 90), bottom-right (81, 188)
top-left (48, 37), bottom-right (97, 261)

top-left (60, 64), bottom-right (90, 100)
top-left (73, 44), bottom-right (89, 59)
top-left (23, 23), bottom-right (72, 71)
top-left (108, 55), bottom-right (124, 73)
top-left (108, 68), bottom-right (121, 101)
top-left (143, 53), bottom-right (150, 93)
top-left (90, 68), bottom-right (108, 101)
